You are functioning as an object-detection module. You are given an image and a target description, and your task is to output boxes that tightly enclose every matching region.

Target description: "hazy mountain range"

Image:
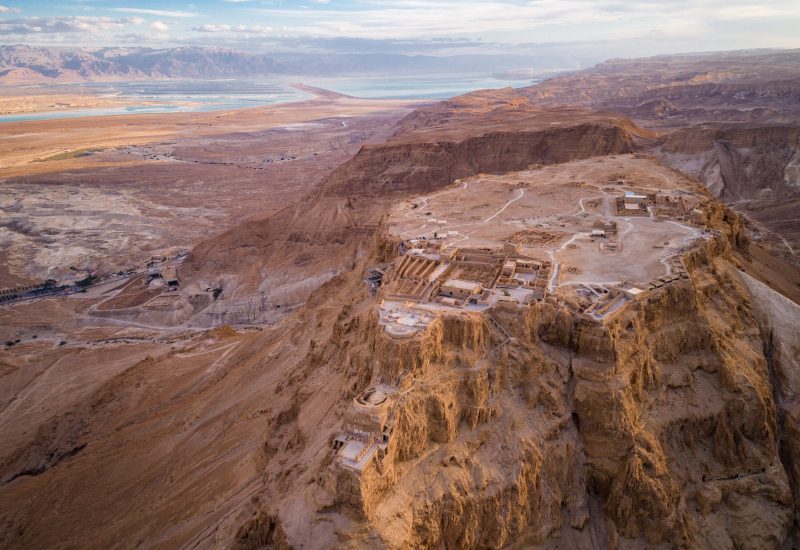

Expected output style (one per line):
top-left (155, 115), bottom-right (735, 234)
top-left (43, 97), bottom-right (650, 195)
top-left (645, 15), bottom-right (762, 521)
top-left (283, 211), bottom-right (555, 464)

top-left (0, 44), bottom-right (544, 83)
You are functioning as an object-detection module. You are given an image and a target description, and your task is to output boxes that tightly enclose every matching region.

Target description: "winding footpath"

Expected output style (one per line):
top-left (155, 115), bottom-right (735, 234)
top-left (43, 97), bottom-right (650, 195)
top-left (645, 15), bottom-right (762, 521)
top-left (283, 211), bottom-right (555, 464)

top-left (484, 188), bottom-right (525, 224)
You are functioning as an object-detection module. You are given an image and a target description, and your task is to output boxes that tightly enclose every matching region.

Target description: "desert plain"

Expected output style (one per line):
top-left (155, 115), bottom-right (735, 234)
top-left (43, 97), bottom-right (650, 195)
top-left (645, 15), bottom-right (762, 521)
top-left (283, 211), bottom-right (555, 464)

top-left (0, 86), bottom-right (417, 287)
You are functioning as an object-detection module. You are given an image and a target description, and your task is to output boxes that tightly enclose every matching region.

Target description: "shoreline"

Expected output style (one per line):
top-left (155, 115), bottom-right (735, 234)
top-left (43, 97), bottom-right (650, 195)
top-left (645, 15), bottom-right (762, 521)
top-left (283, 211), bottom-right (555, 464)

top-left (0, 80), bottom-right (408, 124)
top-left (0, 87), bottom-right (314, 123)
top-left (0, 89), bottom-right (421, 174)
top-left (0, 73), bottom-right (523, 123)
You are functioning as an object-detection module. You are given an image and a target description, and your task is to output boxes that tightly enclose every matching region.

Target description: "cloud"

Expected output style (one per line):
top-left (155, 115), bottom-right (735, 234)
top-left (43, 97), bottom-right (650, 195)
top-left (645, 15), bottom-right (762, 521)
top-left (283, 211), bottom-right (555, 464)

top-left (242, 2), bottom-right (617, 39)
top-left (274, 35), bottom-right (488, 55)
top-left (169, 0), bottom-right (800, 62)
top-left (192, 24), bottom-right (271, 34)
top-left (192, 24), bottom-right (230, 33)
top-left (0, 16), bottom-right (143, 36)
top-left (150, 21), bottom-right (170, 32)
top-left (3, 0), bottom-right (800, 60)
top-left (112, 8), bottom-right (200, 18)
top-left (0, 4), bottom-right (21, 13)
top-left (239, 0), bottom-right (800, 42)
top-left (116, 32), bottom-right (172, 45)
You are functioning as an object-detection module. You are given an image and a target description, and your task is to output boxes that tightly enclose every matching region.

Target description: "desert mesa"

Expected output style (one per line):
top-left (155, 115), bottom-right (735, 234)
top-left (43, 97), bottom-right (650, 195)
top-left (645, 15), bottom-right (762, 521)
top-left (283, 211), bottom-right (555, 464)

top-left (1, 30), bottom-right (800, 550)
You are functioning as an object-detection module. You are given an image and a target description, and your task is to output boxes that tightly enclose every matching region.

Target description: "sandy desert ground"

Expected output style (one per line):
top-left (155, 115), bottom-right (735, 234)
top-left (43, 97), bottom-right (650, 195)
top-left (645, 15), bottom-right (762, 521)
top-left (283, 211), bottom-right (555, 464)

top-left (0, 87), bottom-right (416, 171)
top-left (0, 88), bottom-right (418, 288)
top-left (0, 91), bottom-right (148, 115)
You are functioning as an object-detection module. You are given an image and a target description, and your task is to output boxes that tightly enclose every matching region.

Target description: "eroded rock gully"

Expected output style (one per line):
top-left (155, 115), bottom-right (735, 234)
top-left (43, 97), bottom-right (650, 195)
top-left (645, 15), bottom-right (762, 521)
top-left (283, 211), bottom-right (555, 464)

top-left (246, 205), bottom-right (798, 549)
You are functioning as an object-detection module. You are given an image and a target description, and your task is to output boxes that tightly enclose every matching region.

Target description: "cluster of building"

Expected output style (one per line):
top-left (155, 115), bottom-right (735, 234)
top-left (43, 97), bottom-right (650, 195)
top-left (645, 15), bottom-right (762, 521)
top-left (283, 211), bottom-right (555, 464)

top-left (572, 284), bottom-right (629, 321)
top-left (615, 190), bottom-right (690, 220)
top-left (386, 241), bottom-right (550, 306)
top-left (615, 191), bottom-right (653, 215)
top-left (572, 254), bottom-right (691, 322)
top-left (653, 194), bottom-right (691, 220)
top-left (146, 265), bottom-right (180, 291)
top-left (589, 219), bottom-right (618, 239)
top-left (331, 385), bottom-right (399, 510)
top-left (373, 240), bottom-right (553, 337)
top-left (333, 385), bottom-right (395, 469)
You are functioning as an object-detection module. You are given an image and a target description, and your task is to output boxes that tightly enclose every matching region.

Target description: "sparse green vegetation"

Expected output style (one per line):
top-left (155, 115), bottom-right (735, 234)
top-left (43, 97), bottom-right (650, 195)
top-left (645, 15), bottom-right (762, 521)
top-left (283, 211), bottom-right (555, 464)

top-left (76, 274), bottom-right (99, 287)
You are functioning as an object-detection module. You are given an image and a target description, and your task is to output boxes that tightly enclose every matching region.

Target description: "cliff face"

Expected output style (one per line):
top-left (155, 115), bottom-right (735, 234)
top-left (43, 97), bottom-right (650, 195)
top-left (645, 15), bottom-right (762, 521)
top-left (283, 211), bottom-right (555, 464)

top-left (246, 202), bottom-right (796, 549)
top-left (569, 235), bottom-right (793, 547)
top-left (653, 124), bottom-right (800, 266)
top-left (655, 124), bottom-right (800, 201)
top-left (322, 122), bottom-right (635, 198)
top-left (178, 114), bottom-right (637, 326)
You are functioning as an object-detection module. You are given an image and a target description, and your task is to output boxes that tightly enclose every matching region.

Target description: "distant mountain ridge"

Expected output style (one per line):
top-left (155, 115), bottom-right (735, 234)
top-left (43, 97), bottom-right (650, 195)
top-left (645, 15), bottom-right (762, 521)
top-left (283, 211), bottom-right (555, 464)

top-left (0, 44), bottom-right (537, 83)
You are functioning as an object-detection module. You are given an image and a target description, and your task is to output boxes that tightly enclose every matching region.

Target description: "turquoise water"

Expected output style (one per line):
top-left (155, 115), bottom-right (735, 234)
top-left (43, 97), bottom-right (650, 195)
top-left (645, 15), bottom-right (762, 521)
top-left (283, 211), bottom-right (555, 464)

top-left (305, 74), bottom-right (536, 100)
top-left (1, 103), bottom-right (190, 122)
top-left (0, 80), bottom-right (312, 123)
top-left (0, 74), bottom-right (536, 123)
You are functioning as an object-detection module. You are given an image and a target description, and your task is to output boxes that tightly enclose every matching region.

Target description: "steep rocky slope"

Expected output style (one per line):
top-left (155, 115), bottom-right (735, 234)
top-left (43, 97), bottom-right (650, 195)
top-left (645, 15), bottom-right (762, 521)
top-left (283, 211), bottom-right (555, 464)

top-left (515, 49), bottom-right (800, 126)
top-left (655, 124), bottom-right (800, 201)
top-left (652, 124), bottom-right (800, 264)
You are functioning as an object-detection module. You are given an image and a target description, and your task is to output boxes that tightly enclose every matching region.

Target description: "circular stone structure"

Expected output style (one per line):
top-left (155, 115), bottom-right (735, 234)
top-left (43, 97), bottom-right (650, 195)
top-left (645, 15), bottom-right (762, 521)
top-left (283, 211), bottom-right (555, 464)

top-left (357, 387), bottom-right (388, 406)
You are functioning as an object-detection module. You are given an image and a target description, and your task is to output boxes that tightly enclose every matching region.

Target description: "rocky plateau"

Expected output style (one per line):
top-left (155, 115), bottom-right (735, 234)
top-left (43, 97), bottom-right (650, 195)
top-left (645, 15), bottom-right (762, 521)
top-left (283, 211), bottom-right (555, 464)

top-left (1, 49), bottom-right (799, 550)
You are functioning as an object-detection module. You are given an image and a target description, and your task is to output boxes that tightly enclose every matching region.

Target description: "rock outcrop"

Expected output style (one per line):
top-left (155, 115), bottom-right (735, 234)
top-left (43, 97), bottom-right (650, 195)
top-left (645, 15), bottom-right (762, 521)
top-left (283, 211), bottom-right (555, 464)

top-left (655, 124), bottom-right (800, 201)
top-left (226, 200), bottom-right (798, 549)
top-left (653, 124), bottom-right (800, 265)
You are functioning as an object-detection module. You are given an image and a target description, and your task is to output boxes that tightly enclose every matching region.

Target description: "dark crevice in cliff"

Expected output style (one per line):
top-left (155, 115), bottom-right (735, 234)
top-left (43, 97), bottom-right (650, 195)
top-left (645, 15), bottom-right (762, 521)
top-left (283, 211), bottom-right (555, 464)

top-left (5, 443), bottom-right (86, 484)
top-left (764, 328), bottom-right (800, 544)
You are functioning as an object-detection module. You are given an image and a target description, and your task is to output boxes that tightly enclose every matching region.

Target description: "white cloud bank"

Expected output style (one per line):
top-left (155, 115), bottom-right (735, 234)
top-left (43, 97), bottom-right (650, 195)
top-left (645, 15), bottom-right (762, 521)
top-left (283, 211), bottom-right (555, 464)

top-left (0, 16), bottom-right (144, 36)
top-left (150, 21), bottom-right (170, 32)
top-left (112, 8), bottom-right (200, 18)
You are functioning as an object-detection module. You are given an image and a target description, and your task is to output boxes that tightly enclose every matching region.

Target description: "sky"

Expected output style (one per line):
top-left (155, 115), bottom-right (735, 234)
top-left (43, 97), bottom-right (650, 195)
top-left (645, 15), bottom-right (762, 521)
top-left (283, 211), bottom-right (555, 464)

top-left (1, 1), bottom-right (799, 65)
